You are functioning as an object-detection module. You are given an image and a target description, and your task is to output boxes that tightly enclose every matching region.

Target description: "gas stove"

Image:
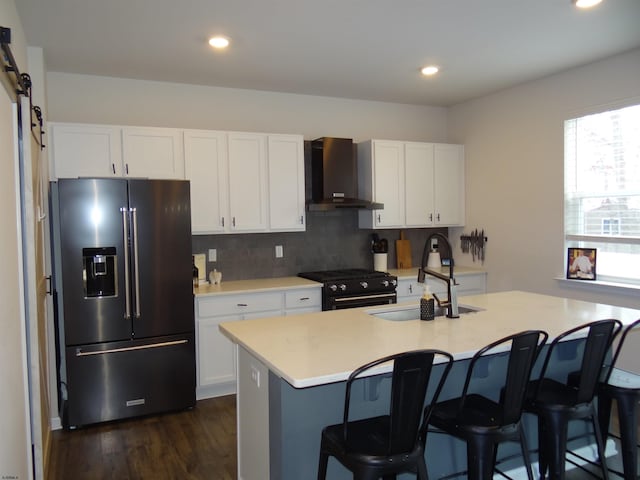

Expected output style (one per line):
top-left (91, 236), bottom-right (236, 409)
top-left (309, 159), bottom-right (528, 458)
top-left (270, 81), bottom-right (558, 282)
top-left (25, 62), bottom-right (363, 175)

top-left (298, 268), bottom-right (397, 310)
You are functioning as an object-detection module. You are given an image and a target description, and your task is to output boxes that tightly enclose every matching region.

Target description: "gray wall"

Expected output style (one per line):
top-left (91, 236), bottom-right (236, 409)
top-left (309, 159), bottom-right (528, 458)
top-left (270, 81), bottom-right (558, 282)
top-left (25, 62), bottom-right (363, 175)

top-left (192, 210), bottom-right (446, 280)
top-left (449, 47), bottom-right (640, 310)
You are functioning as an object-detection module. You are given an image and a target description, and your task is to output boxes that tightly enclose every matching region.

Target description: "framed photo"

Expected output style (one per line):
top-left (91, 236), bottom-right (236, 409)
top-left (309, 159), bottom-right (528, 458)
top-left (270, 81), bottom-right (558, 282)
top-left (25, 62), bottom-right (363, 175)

top-left (566, 248), bottom-right (597, 281)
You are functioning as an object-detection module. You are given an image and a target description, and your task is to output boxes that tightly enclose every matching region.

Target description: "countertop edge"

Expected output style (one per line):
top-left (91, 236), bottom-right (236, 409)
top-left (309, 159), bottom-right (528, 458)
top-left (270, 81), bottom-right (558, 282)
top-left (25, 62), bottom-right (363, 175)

top-left (219, 290), bottom-right (640, 389)
top-left (195, 267), bottom-right (487, 297)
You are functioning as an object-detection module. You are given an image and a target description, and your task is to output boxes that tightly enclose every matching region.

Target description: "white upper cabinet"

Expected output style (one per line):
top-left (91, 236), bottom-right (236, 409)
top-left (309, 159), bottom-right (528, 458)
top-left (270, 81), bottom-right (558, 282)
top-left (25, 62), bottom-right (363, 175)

top-left (358, 140), bottom-right (465, 229)
top-left (50, 123), bottom-right (122, 178)
top-left (184, 130), bottom-right (229, 234)
top-left (187, 131), bottom-right (305, 234)
top-left (227, 132), bottom-right (269, 232)
top-left (404, 142), bottom-right (435, 227)
top-left (50, 123), bottom-right (306, 233)
top-left (359, 140), bottom-right (405, 228)
top-left (121, 127), bottom-right (184, 179)
top-left (50, 123), bottom-right (185, 180)
top-left (268, 134), bottom-right (305, 231)
top-left (433, 143), bottom-right (465, 226)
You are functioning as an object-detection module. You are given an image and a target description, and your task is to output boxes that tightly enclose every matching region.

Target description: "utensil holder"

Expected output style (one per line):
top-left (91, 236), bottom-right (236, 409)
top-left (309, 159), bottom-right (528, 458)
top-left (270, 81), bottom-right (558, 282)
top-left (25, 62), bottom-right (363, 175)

top-left (373, 253), bottom-right (387, 272)
top-left (420, 297), bottom-right (435, 321)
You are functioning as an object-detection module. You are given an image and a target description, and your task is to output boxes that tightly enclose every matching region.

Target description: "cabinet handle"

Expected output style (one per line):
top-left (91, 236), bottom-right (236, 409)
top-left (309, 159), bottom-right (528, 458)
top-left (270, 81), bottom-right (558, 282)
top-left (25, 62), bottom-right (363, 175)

top-left (436, 213), bottom-right (440, 222)
top-left (232, 217), bottom-right (236, 227)
top-left (221, 217), bottom-right (225, 227)
top-left (125, 163), bottom-right (129, 175)
top-left (300, 215), bottom-right (304, 224)
top-left (299, 297), bottom-right (310, 301)
top-left (377, 214), bottom-right (381, 223)
top-left (409, 284), bottom-right (413, 293)
top-left (111, 163), bottom-right (116, 175)
top-left (429, 213), bottom-right (433, 222)
top-left (237, 303), bottom-right (248, 307)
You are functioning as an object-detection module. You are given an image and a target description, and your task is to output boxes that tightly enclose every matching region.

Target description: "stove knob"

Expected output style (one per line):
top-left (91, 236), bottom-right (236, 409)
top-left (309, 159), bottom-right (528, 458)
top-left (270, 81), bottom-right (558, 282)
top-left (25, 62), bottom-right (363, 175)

top-left (329, 284), bottom-right (338, 292)
top-left (339, 284), bottom-right (347, 291)
top-left (382, 280), bottom-right (389, 287)
top-left (391, 279), bottom-right (397, 286)
top-left (360, 281), bottom-right (368, 289)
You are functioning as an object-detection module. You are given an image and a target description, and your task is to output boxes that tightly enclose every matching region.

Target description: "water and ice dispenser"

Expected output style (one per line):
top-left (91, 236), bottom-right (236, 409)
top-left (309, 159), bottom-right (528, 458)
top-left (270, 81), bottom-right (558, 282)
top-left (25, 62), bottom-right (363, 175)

top-left (82, 247), bottom-right (117, 298)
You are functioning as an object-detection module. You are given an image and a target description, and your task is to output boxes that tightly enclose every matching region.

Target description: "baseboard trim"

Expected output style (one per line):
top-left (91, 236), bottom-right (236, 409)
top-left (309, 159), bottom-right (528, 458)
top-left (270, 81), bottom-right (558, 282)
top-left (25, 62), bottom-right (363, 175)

top-left (196, 382), bottom-right (236, 400)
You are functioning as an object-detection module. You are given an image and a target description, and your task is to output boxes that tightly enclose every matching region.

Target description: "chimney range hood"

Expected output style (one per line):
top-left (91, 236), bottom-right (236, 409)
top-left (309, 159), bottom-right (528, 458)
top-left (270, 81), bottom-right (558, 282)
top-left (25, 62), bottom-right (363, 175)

top-left (307, 137), bottom-right (383, 211)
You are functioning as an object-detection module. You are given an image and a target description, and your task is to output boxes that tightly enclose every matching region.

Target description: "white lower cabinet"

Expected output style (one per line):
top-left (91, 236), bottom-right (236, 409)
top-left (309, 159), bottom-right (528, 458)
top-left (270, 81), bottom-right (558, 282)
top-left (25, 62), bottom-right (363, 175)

top-left (396, 272), bottom-right (487, 303)
top-left (284, 288), bottom-right (322, 315)
top-left (195, 286), bottom-right (321, 399)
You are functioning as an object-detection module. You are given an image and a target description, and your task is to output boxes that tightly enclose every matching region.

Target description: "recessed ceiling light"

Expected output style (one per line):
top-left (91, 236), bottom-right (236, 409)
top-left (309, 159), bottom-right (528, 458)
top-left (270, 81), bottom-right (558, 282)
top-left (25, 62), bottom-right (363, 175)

top-left (421, 65), bottom-right (439, 76)
top-left (572, 0), bottom-right (603, 8)
top-left (208, 36), bottom-right (230, 49)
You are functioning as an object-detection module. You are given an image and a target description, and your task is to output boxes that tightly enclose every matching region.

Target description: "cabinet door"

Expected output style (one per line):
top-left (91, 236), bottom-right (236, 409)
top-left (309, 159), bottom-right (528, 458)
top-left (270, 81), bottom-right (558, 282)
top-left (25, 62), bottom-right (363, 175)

top-left (197, 314), bottom-right (238, 388)
top-left (396, 278), bottom-right (422, 303)
top-left (122, 127), bottom-right (184, 179)
top-left (268, 134), bottom-right (305, 231)
top-left (50, 123), bottom-right (122, 179)
top-left (228, 133), bottom-right (268, 232)
top-left (405, 142), bottom-right (435, 227)
top-left (434, 144), bottom-right (465, 226)
top-left (372, 140), bottom-right (405, 227)
top-left (184, 130), bottom-right (229, 233)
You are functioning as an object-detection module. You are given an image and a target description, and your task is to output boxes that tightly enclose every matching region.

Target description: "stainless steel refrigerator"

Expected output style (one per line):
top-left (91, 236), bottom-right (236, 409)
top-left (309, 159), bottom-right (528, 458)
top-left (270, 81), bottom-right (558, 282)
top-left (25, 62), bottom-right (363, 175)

top-left (51, 178), bottom-right (195, 428)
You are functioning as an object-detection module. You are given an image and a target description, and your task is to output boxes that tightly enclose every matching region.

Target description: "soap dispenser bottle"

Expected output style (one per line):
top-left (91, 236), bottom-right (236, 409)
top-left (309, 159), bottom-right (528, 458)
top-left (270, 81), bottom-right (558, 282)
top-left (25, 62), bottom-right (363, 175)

top-left (420, 284), bottom-right (435, 321)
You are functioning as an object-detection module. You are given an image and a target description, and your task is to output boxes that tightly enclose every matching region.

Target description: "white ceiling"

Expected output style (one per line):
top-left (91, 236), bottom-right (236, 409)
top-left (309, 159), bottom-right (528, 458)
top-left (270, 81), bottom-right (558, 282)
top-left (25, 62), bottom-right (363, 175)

top-left (15, 0), bottom-right (640, 107)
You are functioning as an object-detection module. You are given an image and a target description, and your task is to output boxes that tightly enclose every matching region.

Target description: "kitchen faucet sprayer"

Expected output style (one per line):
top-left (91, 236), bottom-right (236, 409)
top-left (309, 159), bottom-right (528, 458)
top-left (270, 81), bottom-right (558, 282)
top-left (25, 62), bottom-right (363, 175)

top-left (417, 233), bottom-right (459, 318)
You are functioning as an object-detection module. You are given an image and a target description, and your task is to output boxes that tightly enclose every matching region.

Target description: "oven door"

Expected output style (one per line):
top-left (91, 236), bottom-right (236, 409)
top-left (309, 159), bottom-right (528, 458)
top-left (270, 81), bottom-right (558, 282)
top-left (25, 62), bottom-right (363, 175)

top-left (325, 292), bottom-right (397, 311)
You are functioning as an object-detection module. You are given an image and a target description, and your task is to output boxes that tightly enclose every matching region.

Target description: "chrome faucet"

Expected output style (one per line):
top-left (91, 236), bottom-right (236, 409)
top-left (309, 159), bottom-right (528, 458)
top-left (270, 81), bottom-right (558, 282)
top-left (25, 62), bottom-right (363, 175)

top-left (417, 232), bottom-right (459, 318)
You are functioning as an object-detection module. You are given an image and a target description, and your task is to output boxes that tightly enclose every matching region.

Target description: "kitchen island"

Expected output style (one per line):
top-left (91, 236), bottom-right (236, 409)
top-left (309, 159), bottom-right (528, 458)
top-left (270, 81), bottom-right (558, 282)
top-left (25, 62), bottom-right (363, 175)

top-left (219, 291), bottom-right (640, 479)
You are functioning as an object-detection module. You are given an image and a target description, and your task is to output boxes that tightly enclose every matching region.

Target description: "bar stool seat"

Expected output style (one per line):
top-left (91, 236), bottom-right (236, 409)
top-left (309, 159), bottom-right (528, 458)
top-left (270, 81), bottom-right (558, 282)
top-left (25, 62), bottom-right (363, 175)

top-left (317, 349), bottom-right (454, 480)
top-left (524, 319), bottom-right (622, 480)
top-left (429, 330), bottom-right (548, 480)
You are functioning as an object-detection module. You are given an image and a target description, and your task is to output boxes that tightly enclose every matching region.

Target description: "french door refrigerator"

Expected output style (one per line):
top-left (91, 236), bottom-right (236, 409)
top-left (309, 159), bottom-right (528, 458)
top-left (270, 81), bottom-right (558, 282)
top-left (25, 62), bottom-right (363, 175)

top-left (51, 178), bottom-right (195, 428)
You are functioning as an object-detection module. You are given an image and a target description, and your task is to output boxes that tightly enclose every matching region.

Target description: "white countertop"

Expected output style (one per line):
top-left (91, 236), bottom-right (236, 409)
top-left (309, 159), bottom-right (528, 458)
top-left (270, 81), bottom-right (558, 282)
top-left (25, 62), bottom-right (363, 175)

top-left (220, 290), bottom-right (640, 389)
top-left (194, 266), bottom-right (486, 297)
top-left (194, 276), bottom-right (321, 297)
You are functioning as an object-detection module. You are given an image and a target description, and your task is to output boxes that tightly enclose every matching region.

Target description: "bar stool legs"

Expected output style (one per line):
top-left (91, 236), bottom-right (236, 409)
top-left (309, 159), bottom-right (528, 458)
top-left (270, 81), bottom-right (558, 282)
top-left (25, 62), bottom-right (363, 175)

top-left (599, 387), bottom-right (639, 480)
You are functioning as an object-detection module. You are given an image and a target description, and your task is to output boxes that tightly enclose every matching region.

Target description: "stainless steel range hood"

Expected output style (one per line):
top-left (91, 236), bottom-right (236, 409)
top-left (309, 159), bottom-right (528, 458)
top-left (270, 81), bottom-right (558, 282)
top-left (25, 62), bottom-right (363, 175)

top-left (307, 137), bottom-right (383, 211)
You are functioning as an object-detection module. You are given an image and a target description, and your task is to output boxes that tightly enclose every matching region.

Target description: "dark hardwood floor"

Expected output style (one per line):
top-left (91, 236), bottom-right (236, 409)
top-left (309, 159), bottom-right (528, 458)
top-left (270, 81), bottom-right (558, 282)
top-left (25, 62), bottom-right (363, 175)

top-left (47, 395), bottom-right (635, 479)
top-left (48, 395), bottom-right (237, 480)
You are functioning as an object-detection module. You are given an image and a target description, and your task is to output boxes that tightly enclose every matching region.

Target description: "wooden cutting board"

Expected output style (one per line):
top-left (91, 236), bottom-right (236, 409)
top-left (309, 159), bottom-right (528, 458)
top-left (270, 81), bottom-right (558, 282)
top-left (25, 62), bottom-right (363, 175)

top-left (395, 230), bottom-right (412, 269)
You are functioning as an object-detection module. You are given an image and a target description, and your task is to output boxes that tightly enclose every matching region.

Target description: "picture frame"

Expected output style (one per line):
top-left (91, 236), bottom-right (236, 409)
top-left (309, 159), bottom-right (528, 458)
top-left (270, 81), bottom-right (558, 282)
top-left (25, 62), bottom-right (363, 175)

top-left (566, 248), bottom-right (597, 281)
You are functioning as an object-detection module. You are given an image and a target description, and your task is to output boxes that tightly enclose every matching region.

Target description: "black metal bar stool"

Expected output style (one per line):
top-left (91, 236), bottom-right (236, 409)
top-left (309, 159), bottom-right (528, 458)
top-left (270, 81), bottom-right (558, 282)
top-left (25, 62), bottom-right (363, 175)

top-left (597, 318), bottom-right (640, 480)
top-left (428, 330), bottom-right (548, 480)
top-left (317, 349), bottom-right (454, 480)
top-left (524, 319), bottom-right (622, 480)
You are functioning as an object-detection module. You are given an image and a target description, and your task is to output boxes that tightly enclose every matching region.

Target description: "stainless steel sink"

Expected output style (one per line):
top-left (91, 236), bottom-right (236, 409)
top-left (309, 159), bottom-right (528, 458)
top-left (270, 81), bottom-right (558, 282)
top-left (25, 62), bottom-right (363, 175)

top-left (369, 304), bottom-right (484, 321)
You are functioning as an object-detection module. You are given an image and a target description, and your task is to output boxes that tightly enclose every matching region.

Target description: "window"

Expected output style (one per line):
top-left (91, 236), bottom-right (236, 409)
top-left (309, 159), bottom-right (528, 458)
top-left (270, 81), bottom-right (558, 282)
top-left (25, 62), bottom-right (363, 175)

top-left (564, 103), bottom-right (640, 285)
top-left (602, 218), bottom-right (620, 236)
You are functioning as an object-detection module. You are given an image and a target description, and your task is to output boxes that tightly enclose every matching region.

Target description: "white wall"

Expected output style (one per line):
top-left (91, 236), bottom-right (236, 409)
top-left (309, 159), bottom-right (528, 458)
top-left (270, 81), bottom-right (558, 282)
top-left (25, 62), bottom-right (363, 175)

top-left (0, 0), bottom-right (32, 478)
top-left (45, 72), bottom-right (448, 142)
top-left (449, 48), bottom-right (640, 309)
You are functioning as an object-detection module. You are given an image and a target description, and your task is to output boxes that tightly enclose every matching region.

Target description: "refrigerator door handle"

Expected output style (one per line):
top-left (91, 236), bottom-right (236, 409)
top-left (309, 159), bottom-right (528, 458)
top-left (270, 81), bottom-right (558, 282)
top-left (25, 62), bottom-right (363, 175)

top-left (75, 339), bottom-right (189, 357)
top-left (131, 207), bottom-right (141, 318)
top-left (121, 207), bottom-right (132, 319)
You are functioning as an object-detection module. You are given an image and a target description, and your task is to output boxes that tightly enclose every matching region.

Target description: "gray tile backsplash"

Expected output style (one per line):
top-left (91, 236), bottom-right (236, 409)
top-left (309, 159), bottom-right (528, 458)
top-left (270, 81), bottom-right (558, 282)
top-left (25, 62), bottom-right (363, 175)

top-left (192, 210), bottom-right (448, 281)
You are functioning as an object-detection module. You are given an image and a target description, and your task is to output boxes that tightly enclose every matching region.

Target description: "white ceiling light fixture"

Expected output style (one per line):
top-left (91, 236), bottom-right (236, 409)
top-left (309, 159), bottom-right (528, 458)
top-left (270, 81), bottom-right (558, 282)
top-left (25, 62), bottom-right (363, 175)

top-left (572, 0), bottom-right (603, 8)
top-left (208, 36), bottom-right (230, 49)
top-left (421, 65), bottom-right (439, 76)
